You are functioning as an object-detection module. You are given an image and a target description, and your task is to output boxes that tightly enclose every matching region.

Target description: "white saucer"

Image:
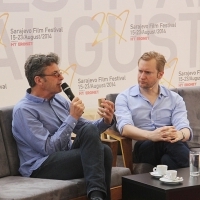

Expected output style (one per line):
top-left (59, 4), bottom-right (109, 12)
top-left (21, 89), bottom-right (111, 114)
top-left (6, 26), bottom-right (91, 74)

top-left (150, 172), bottom-right (163, 178)
top-left (159, 177), bottom-right (183, 184)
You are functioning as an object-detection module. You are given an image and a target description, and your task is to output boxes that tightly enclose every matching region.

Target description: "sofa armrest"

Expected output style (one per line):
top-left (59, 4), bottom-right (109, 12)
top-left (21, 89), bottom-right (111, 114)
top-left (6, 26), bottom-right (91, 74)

top-left (101, 139), bottom-right (118, 167)
top-left (103, 129), bottom-right (133, 173)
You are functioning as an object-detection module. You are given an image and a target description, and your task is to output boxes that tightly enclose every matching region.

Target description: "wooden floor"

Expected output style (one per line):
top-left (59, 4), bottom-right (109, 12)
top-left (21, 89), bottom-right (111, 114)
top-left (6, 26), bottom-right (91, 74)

top-left (71, 185), bottom-right (122, 200)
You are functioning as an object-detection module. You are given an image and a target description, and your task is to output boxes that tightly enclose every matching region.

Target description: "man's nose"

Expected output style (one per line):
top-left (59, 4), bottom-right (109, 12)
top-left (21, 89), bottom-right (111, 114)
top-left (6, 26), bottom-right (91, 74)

top-left (60, 74), bottom-right (64, 80)
top-left (140, 72), bottom-right (146, 78)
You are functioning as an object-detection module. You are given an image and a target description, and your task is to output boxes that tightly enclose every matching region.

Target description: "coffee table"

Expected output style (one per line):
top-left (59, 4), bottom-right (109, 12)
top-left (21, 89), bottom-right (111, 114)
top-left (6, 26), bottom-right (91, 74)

top-left (122, 167), bottom-right (200, 200)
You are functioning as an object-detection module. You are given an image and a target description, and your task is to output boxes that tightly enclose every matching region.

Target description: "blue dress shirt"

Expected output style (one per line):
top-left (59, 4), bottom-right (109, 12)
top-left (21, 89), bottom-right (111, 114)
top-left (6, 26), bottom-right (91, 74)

top-left (115, 85), bottom-right (193, 139)
top-left (12, 89), bottom-right (111, 177)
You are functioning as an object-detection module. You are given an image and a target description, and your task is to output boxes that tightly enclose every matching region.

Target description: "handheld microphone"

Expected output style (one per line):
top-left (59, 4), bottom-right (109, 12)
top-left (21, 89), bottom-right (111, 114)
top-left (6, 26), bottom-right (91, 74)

top-left (61, 82), bottom-right (75, 101)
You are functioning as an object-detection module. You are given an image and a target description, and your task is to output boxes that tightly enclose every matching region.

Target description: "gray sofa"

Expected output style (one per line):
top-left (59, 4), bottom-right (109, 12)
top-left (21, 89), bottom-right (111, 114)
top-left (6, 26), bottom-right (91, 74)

top-left (0, 106), bottom-right (131, 200)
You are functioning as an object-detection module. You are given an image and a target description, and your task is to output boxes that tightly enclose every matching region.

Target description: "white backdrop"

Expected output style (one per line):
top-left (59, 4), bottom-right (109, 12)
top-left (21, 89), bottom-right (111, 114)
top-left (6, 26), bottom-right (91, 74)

top-left (0, 0), bottom-right (200, 118)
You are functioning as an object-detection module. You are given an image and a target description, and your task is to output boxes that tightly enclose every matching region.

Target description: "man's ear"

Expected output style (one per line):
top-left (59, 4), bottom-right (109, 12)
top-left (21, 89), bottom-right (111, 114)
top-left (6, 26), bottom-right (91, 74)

top-left (34, 76), bottom-right (43, 85)
top-left (158, 71), bottom-right (164, 79)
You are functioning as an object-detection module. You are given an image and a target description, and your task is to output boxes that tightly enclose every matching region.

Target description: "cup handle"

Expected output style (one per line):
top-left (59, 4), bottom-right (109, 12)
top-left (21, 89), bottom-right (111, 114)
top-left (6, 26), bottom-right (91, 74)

top-left (153, 167), bottom-right (157, 172)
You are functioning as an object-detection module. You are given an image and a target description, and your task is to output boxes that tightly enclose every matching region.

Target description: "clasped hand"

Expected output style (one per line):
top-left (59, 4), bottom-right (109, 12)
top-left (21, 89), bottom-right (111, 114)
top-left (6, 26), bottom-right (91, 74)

top-left (152, 126), bottom-right (181, 143)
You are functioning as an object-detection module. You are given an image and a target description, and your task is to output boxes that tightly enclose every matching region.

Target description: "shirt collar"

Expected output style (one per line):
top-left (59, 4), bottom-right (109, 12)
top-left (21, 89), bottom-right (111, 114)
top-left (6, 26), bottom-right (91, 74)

top-left (159, 86), bottom-right (168, 97)
top-left (26, 88), bottom-right (49, 103)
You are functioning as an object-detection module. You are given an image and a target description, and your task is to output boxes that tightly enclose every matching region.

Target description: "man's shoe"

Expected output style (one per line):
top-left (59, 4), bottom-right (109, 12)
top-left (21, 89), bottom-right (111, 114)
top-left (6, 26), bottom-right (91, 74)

top-left (90, 197), bottom-right (103, 200)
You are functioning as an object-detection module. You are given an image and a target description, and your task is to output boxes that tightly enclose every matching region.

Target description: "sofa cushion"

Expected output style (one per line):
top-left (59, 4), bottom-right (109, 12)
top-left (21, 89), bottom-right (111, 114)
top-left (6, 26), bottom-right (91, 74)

top-left (110, 167), bottom-right (131, 187)
top-left (0, 176), bottom-right (82, 200)
top-left (0, 167), bottom-right (131, 200)
top-left (0, 127), bottom-right (10, 178)
top-left (177, 86), bottom-right (200, 148)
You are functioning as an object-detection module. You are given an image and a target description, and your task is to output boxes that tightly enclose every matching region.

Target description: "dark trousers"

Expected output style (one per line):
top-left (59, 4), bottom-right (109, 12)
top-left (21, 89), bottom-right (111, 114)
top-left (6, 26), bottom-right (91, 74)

top-left (133, 140), bottom-right (190, 170)
top-left (31, 124), bottom-right (112, 200)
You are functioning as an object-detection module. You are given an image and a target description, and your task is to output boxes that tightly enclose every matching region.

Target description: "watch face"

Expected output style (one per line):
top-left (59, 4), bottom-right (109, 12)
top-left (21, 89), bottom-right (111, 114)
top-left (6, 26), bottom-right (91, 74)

top-left (181, 131), bottom-right (185, 140)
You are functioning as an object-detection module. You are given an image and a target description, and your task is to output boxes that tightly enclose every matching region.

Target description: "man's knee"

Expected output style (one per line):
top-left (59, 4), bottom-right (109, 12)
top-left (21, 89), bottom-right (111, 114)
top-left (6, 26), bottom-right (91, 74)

top-left (78, 124), bottom-right (100, 139)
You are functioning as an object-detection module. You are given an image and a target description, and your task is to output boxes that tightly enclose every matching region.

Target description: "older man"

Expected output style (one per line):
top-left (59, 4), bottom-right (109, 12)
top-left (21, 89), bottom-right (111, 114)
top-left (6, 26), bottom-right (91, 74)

top-left (12, 52), bottom-right (114, 200)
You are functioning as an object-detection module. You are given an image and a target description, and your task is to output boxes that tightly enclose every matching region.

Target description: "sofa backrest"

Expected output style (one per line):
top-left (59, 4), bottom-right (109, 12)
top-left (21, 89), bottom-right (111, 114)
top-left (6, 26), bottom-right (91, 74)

top-left (177, 86), bottom-right (200, 148)
top-left (0, 124), bottom-right (10, 177)
top-left (0, 106), bottom-right (20, 176)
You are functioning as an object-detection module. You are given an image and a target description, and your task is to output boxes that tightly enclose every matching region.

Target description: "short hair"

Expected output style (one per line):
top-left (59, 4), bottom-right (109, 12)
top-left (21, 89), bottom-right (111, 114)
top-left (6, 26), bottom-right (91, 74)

top-left (138, 51), bottom-right (166, 72)
top-left (24, 52), bottom-right (60, 87)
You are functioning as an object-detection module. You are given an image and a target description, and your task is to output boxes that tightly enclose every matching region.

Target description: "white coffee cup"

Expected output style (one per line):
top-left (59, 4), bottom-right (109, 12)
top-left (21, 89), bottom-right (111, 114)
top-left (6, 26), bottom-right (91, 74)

top-left (165, 170), bottom-right (177, 180)
top-left (153, 165), bottom-right (168, 175)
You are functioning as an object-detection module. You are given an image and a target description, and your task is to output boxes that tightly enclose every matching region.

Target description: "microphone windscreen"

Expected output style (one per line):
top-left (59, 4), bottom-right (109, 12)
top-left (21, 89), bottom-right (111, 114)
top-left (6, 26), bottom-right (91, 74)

top-left (61, 82), bottom-right (75, 101)
top-left (61, 82), bottom-right (69, 90)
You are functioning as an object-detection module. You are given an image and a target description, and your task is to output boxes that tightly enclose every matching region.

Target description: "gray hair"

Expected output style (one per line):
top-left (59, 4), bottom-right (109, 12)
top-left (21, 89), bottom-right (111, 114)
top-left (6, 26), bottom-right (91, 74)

top-left (24, 52), bottom-right (60, 87)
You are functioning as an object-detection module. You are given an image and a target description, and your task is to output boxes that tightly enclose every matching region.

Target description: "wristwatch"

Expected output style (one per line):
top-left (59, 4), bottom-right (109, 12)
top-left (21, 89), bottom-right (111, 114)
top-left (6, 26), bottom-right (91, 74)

top-left (180, 131), bottom-right (185, 140)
